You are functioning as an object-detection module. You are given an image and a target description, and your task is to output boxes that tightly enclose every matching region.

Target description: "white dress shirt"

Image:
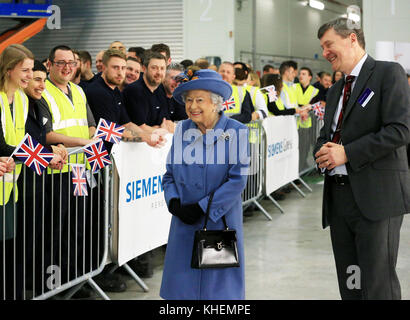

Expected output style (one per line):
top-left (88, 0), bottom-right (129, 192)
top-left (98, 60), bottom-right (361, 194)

top-left (329, 53), bottom-right (368, 176)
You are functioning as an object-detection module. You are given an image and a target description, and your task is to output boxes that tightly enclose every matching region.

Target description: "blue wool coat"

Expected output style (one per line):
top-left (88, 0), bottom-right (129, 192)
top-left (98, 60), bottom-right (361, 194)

top-left (160, 113), bottom-right (249, 300)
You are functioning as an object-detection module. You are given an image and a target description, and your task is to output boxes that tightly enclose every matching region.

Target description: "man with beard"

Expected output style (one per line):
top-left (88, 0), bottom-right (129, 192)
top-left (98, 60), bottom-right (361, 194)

top-left (86, 49), bottom-right (159, 147)
top-left (71, 50), bottom-right (82, 84)
top-left (118, 57), bottom-right (141, 92)
top-left (123, 50), bottom-right (175, 133)
top-left (158, 62), bottom-right (187, 121)
top-left (78, 50), bottom-right (97, 91)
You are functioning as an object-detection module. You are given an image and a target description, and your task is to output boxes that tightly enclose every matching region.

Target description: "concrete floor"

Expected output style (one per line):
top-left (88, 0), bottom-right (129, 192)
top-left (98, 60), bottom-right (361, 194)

top-left (106, 177), bottom-right (410, 300)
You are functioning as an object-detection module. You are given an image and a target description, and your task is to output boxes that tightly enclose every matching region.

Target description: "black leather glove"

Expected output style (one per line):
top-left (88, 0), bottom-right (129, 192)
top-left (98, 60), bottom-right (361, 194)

top-left (168, 198), bottom-right (204, 225)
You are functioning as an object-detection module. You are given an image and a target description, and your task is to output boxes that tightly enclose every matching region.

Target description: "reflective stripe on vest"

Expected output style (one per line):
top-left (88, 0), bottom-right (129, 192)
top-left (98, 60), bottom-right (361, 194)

top-left (0, 90), bottom-right (28, 204)
top-left (224, 85), bottom-right (246, 116)
top-left (245, 85), bottom-right (259, 107)
top-left (295, 84), bottom-right (319, 129)
top-left (43, 80), bottom-right (89, 173)
top-left (282, 82), bottom-right (298, 109)
top-left (267, 96), bottom-right (285, 117)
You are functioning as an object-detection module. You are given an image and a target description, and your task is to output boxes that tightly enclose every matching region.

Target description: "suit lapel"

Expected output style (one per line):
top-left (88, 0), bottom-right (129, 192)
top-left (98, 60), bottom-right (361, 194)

top-left (343, 56), bottom-right (376, 122)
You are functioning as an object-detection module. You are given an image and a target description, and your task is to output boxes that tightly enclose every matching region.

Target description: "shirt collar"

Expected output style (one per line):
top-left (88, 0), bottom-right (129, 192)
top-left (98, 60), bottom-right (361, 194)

top-left (346, 53), bottom-right (368, 78)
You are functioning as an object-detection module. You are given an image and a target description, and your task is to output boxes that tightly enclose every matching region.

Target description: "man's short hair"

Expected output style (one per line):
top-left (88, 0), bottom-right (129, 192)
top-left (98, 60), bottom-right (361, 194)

top-left (288, 60), bottom-right (298, 70)
top-left (33, 60), bottom-right (47, 74)
top-left (143, 50), bottom-right (167, 68)
top-left (194, 58), bottom-right (209, 69)
top-left (48, 45), bottom-right (73, 62)
top-left (300, 67), bottom-right (313, 77)
top-left (279, 61), bottom-right (295, 76)
top-left (318, 17), bottom-right (366, 49)
top-left (126, 56), bottom-right (141, 65)
top-left (180, 59), bottom-right (193, 70)
top-left (102, 49), bottom-right (126, 66)
top-left (320, 72), bottom-right (332, 79)
top-left (167, 62), bottom-right (184, 73)
top-left (151, 43), bottom-right (171, 60)
top-left (263, 64), bottom-right (274, 72)
top-left (233, 61), bottom-right (249, 73)
top-left (78, 50), bottom-right (92, 66)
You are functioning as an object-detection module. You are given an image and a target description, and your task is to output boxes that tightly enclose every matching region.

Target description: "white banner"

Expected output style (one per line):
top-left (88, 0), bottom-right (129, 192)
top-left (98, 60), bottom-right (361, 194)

top-left (263, 116), bottom-right (299, 194)
top-left (111, 136), bottom-right (173, 266)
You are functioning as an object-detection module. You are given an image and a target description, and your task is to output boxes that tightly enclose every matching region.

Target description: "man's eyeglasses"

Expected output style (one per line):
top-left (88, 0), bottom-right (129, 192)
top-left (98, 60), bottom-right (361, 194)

top-left (52, 60), bottom-right (77, 68)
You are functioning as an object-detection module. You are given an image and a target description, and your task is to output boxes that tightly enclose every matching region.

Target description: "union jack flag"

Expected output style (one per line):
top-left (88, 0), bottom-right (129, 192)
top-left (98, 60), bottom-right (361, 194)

top-left (222, 96), bottom-right (236, 111)
top-left (83, 139), bottom-right (112, 173)
top-left (312, 102), bottom-right (325, 121)
top-left (94, 118), bottom-right (125, 144)
top-left (260, 85), bottom-right (277, 103)
top-left (12, 133), bottom-right (54, 175)
top-left (71, 164), bottom-right (88, 196)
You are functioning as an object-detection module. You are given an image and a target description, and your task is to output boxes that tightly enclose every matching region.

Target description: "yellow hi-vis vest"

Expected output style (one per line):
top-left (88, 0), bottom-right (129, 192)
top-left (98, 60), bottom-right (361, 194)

top-left (42, 80), bottom-right (89, 173)
top-left (0, 90), bottom-right (28, 205)
top-left (223, 85), bottom-right (246, 116)
top-left (282, 82), bottom-right (298, 109)
top-left (245, 85), bottom-right (259, 107)
top-left (295, 83), bottom-right (319, 129)
top-left (264, 93), bottom-right (285, 117)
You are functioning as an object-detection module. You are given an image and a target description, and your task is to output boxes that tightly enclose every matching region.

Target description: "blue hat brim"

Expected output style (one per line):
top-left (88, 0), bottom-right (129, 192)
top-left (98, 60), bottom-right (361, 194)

top-left (173, 78), bottom-right (232, 105)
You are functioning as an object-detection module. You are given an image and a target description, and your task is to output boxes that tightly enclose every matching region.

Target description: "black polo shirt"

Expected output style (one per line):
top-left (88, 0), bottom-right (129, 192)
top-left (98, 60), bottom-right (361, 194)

top-left (122, 76), bottom-right (170, 126)
top-left (79, 74), bottom-right (98, 91)
top-left (157, 85), bottom-right (188, 121)
top-left (85, 75), bottom-right (130, 125)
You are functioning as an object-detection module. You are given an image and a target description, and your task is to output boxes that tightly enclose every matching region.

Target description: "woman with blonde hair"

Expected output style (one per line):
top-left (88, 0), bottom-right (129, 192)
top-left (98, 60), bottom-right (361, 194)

top-left (0, 44), bottom-right (34, 299)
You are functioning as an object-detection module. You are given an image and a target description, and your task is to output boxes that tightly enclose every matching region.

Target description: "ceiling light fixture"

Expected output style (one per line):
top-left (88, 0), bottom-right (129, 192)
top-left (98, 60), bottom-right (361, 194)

top-left (309, 0), bottom-right (325, 11)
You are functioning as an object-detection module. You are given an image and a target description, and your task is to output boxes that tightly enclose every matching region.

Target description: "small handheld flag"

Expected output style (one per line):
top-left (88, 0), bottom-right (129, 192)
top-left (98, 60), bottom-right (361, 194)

top-left (83, 139), bottom-right (112, 173)
top-left (222, 96), bottom-right (236, 111)
top-left (71, 164), bottom-right (88, 196)
top-left (94, 118), bottom-right (125, 144)
top-left (12, 133), bottom-right (54, 175)
top-left (260, 85), bottom-right (277, 103)
top-left (312, 102), bottom-right (325, 121)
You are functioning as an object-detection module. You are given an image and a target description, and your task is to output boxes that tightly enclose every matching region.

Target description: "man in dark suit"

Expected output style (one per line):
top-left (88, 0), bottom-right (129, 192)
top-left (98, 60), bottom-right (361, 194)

top-left (314, 18), bottom-right (410, 300)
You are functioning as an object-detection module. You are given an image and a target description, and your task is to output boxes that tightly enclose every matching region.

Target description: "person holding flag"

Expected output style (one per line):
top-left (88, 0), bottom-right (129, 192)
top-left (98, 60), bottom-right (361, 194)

top-left (40, 45), bottom-right (97, 287)
top-left (0, 44), bottom-right (34, 300)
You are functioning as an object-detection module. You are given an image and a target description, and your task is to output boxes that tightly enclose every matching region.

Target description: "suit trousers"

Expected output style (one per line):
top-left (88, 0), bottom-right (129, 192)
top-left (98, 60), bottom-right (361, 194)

top-left (328, 178), bottom-right (403, 300)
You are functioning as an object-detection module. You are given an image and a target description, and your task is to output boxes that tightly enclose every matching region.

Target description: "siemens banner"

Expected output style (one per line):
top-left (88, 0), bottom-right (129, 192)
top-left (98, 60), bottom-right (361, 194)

top-left (111, 137), bottom-right (173, 266)
top-left (263, 116), bottom-right (299, 194)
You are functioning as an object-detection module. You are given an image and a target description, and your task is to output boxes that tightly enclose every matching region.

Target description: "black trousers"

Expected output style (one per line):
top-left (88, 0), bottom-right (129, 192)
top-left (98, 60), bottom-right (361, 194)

top-left (328, 179), bottom-right (403, 300)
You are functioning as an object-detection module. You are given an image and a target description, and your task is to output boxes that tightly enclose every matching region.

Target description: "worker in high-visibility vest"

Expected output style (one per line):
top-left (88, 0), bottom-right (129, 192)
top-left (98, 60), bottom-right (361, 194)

top-left (41, 45), bottom-right (97, 285)
top-left (233, 62), bottom-right (268, 122)
top-left (0, 44), bottom-right (34, 300)
top-left (218, 62), bottom-right (253, 124)
top-left (295, 67), bottom-right (320, 173)
top-left (295, 67), bottom-right (320, 129)
top-left (279, 61), bottom-right (299, 111)
top-left (261, 74), bottom-right (309, 119)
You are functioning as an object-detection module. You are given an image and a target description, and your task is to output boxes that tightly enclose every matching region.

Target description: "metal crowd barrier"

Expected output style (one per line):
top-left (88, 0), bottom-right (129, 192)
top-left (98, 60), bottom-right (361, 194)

top-left (298, 115), bottom-right (323, 176)
top-left (0, 149), bottom-right (111, 300)
top-left (242, 121), bottom-right (272, 221)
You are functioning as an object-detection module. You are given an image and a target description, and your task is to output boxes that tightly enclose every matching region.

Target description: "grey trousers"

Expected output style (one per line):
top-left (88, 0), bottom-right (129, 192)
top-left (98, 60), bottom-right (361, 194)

top-left (328, 179), bottom-right (404, 300)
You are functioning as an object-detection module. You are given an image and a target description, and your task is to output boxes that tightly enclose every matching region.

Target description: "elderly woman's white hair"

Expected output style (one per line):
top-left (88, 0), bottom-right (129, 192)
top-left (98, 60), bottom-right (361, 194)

top-left (181, 91), bottom-right (224, 112)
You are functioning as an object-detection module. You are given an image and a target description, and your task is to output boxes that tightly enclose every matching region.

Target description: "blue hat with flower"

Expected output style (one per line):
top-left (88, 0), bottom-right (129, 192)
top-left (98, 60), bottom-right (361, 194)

top-left (173, 69), bottom-right (232, 105)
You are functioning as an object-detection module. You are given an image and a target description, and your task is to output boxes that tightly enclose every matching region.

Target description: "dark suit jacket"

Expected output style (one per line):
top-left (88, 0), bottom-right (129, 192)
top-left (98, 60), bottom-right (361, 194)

top-left (313, 55), bottom-right (410, 228)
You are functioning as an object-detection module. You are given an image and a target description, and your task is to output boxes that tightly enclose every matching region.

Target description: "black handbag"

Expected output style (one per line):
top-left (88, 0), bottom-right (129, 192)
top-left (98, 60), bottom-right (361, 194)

top-left (191, 193), bottom-right (240, 269)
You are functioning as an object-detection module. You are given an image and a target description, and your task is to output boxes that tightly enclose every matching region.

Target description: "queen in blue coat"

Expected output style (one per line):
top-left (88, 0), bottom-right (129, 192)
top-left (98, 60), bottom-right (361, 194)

top-left (160, 69), bottom-right (249, 300)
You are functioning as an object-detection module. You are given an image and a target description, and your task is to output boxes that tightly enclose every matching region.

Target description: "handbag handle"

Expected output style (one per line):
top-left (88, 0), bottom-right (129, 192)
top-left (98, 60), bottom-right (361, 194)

top-left (202, 193), bottom-right (229, 231)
